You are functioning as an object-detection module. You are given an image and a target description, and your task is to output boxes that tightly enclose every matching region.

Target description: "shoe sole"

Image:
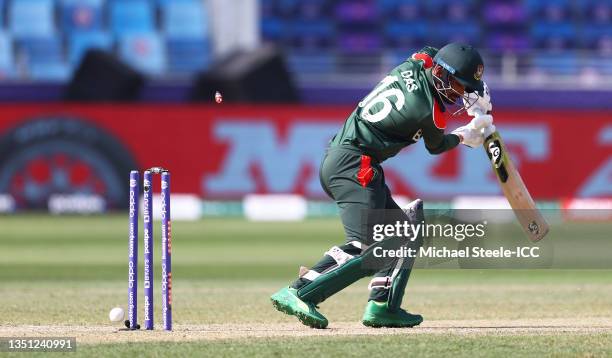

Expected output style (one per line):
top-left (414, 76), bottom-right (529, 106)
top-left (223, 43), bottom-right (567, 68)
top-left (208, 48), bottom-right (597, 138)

top-left (362, 317), bottom-right (423, 328)
top-left (270, 297), bottom-right (328, 329)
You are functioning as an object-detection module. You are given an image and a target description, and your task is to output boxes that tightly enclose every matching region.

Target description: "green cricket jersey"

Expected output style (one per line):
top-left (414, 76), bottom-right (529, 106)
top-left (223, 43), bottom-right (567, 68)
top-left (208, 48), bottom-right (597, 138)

top-left (330, 48), bottom-right (460, 162)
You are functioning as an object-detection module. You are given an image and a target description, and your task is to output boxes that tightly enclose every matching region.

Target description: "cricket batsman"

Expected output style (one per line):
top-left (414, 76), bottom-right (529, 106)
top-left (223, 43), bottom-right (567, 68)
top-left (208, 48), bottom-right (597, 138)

top-left (271, 43), bottom-right (494, 328)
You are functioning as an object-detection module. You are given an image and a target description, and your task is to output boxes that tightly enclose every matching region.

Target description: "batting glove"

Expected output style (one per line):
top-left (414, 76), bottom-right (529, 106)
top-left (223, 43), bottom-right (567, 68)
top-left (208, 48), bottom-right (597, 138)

top-left (463, 82), bottom-right (492, 117)
top-left (452, 125), bottom-right (484, 148)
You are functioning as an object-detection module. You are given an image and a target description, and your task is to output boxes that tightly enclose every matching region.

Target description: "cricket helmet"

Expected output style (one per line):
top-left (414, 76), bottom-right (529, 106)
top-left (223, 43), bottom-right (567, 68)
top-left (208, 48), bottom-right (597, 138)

top-left (433, 42), bottom-right (484, 95)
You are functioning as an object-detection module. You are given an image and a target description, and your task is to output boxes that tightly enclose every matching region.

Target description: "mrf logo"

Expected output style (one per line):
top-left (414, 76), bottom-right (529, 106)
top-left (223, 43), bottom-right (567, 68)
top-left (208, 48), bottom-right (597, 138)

top-left (203, 121), bottom-right (550, 198)
top-left (204, 121), bottom-right (339, 196)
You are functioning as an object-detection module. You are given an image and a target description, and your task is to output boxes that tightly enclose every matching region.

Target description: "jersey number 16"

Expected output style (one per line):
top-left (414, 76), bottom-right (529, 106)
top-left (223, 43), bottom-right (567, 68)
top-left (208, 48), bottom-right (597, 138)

top-left (358, 75), bottom-right (405, 123)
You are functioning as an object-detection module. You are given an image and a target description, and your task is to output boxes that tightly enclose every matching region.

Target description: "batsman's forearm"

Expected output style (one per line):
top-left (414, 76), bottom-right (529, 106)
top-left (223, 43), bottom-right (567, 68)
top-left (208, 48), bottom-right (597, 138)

top-left (425, 134), bottom-right (460, 155)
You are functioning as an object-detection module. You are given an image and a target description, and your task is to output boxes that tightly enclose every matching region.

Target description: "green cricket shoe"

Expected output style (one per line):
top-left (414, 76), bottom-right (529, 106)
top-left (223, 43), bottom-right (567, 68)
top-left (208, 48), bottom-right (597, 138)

top-left (362, 300), bottom-right (423, 328)
top-left (270, 287), bottom-right (328, 329)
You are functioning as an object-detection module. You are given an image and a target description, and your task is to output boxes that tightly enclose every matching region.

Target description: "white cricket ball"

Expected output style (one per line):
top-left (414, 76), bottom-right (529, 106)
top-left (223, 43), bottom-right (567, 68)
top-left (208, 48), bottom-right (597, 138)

top-left (109, 307), bottom-right (125, 322)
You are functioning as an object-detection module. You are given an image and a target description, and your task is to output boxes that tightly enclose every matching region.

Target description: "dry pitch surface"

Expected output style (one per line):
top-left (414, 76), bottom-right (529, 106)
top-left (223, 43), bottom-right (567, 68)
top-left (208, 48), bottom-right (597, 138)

top-left (2, 319), bottom-right (612, 344)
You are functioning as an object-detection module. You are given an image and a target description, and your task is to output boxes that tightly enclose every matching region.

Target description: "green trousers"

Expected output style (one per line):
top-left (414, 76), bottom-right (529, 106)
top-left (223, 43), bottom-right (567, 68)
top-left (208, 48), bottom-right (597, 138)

top-left (292, 145), bottom-right (414, 302)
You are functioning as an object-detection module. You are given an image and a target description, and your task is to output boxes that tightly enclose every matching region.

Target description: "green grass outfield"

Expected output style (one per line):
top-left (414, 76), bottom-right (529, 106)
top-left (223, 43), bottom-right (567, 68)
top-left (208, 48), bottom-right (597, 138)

top-left (0, 215), bottom-right (611, 357)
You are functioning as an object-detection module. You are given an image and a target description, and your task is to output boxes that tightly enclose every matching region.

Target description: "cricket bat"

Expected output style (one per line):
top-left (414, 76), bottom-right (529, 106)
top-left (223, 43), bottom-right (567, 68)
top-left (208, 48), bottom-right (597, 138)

top-left (482, 129), bottom-right (550, 242)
